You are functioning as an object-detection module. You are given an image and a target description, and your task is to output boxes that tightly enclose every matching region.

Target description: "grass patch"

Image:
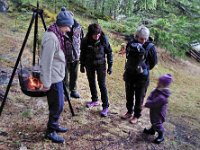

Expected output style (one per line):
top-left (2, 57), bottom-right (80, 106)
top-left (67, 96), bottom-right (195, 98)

top-left (21, 109), bottom-right (33, 118)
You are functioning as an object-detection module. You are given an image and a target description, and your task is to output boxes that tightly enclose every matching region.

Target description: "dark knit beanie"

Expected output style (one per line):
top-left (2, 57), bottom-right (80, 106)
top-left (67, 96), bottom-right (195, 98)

top-left (159, 74), bottom-right (173, 87)
top-left (56, 7), bottom-right (74, 27)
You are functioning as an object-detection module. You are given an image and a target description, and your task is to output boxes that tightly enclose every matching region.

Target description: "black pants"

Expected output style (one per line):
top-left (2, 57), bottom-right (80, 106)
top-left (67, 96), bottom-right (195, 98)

top-left (65, 61), bottom-right (79, 93)
top-left (46, 81), bottom-right (64, 132)
top-left (125, 82), bottom-right (146, 118)
top-left (86, 64), bottom-right (109, 108)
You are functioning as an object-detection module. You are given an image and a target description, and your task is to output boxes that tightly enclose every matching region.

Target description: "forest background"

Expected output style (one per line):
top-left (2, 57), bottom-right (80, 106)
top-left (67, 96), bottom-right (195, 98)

top-left (8, 0), bottom-right (200, 56)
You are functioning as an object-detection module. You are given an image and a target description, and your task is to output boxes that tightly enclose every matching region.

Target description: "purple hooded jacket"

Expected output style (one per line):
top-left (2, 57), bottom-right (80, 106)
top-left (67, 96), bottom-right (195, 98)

top-left (145, 88), bottom-right (171, 125)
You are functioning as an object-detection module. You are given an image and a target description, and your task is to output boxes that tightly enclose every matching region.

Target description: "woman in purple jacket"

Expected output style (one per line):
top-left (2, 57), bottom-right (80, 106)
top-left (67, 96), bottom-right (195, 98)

top-left (144, 74), bottom-right (173, 144)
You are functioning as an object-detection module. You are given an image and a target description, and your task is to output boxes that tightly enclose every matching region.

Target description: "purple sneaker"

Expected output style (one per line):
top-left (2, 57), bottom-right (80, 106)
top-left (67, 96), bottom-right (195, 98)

top-left (86, 101), bottom-right (100, 108)
top-left (100, 108), bottom-right (109, 117)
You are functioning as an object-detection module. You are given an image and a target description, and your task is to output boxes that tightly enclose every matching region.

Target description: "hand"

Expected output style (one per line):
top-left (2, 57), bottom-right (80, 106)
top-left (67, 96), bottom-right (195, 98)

top-left (118, 49), bottom-right (126, 55)
top-left (107, 67), bottom-right (112, 75)
top-left (39, 85), bottom-right (49, 92)
top-left (80, 65), bottom-right (85, 73)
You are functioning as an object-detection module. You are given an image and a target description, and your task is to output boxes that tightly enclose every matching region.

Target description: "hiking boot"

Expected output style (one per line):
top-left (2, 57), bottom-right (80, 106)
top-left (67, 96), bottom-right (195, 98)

top-left (86, 101), bottom-right (100, 108)
top-left (70, 91), bottom-right (81, 98)
top-left (154, 131), bottom-right (164, 144)
top-left (101, 108), bottom-right (109, 117)
top-left (55, 127), bottom-right (68, 133)
top-left (129, 116), bottom-right (138, 124)
top-left (121, 112), bottom-right (132, 120)
top-left (143, 128), bottom-right (155, 135)
top-left (45, 131), bottom-right (64, 143)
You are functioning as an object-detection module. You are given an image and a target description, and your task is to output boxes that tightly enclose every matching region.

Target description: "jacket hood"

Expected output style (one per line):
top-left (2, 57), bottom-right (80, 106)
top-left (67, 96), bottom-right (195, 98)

top-left (157, 88), bottom-right (171, 98)
top-left (73, 19), bottom-right (80, 28)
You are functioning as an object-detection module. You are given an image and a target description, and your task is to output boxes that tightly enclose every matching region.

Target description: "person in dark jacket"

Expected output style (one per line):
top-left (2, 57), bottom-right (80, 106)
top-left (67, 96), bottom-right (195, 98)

top-left (121, 25), bottom-right (158, 124)
top-left (64, 19), bottom-right (84, 99)
top-left (80, 23), bottom-right (113, 117)
top-left (143, 74), bottom-right (172, 144)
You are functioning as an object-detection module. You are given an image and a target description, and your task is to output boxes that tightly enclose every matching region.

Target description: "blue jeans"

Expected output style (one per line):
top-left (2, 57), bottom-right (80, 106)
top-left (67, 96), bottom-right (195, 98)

top-left (46, 81), bottom-right (64, 132)
top-left (86, 64), bottom-right (109, 108)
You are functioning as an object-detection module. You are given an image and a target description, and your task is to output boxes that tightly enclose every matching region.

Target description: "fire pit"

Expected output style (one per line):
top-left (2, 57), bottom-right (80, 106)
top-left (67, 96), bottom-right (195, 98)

top-left (18, 67), bottom-right (47, 97)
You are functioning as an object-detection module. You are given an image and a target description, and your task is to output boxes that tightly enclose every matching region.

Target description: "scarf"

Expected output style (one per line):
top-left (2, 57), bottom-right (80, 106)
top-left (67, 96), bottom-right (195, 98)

top-left (47, 23), bottom-right (65, 51)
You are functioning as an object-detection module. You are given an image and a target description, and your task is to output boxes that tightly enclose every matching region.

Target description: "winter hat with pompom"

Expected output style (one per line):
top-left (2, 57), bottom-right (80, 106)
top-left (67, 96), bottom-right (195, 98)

top-left (56, 7), bottom-right (74, 27)
top-left (158, 74), bottom-right (173, 87)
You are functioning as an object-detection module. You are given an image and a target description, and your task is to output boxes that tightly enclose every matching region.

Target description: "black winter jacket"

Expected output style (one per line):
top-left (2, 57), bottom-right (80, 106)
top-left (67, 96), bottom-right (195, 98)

top-left (80, 34), bottom-right (113, 68)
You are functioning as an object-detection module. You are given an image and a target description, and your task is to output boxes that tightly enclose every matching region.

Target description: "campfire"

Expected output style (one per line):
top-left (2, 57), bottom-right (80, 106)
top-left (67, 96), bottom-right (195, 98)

top-left (28, 75), bottom-right (43, 90)
top-left (18, 68), bottom-right (47, 97)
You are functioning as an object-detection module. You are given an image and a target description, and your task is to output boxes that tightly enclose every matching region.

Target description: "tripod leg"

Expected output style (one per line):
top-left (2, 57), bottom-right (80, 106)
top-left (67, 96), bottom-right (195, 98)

top-left (0, 12), bottom-right (36, 116)
top-left (63, 81), bottom-right (75, 116)
top-left (33, 9), bottom-right (38, 66)
top-left (33, 10), bottom-right (38, 66)
top-left (39, 10), bottom-right (47, 31)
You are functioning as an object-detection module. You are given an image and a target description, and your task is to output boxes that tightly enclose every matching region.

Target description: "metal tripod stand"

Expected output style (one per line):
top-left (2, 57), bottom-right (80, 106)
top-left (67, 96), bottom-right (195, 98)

top-left (0, 2), bottom-right (75, 116)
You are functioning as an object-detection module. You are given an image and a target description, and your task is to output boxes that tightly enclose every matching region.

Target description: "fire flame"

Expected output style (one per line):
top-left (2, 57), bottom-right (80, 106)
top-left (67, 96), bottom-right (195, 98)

top-left (28, 76), bottom-right (43, 90)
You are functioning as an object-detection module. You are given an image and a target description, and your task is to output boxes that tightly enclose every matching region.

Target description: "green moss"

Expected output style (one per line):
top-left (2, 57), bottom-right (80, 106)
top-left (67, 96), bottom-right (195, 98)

top-left (21, 109), bottom-right (32, 118)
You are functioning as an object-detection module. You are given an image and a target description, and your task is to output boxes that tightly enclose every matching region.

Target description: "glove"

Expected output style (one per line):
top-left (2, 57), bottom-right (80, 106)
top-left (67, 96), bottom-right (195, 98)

top-left (80, 65), bottom-right (85, 73)
top-left (107, 65), bottom-right (112, 75)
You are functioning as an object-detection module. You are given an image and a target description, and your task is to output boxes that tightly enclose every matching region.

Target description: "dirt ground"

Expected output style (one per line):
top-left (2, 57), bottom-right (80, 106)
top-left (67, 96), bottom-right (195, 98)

top-left (0, 13), bottom-right (200, 150)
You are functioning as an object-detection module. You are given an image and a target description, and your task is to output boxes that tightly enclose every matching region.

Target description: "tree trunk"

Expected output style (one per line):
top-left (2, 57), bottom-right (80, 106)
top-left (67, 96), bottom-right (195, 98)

top-left (94, 0), bottom-right (98, 10)
top-left (54, 0), bottom-right (56, 13)
top-left (101, 0), bottom-right (105, 15)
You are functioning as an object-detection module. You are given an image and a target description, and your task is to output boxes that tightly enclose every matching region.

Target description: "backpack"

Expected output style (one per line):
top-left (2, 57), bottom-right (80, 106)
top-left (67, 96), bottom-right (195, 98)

top-left (64, 21), bottom-right (84, 62)
top-left (125, 42), bottom-right (146, 74)
top-left (125, 42), bottom-right (156, 75)
top-left (145, 42), bottom-right (157, 70)
top-left (72, 25), bottom-right (84, 56)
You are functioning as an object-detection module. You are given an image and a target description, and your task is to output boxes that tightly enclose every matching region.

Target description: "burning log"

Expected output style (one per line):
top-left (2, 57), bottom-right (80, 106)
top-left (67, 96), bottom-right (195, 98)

top-left (28, 75), bottom-right (43, 91)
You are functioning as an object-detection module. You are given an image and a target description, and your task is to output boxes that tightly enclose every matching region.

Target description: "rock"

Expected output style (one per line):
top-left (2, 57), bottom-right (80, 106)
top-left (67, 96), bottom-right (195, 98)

top-left (193, 44), bottom-right (200, 52)
top-left (0, 70), bottom-right (9, 85)
top-left (0, 69), bottom-right (19, 86)
top-left (36, 99), bottom-right (46, 109)
top-left (19, 146), bottom-right (28, 150)
top-left (191, 42), bottom-right (200, 52)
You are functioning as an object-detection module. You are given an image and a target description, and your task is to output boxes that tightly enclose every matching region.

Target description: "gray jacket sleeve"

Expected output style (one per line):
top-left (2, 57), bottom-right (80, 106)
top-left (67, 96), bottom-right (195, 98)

top-left (40, 34), bottom-right (56, 88)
